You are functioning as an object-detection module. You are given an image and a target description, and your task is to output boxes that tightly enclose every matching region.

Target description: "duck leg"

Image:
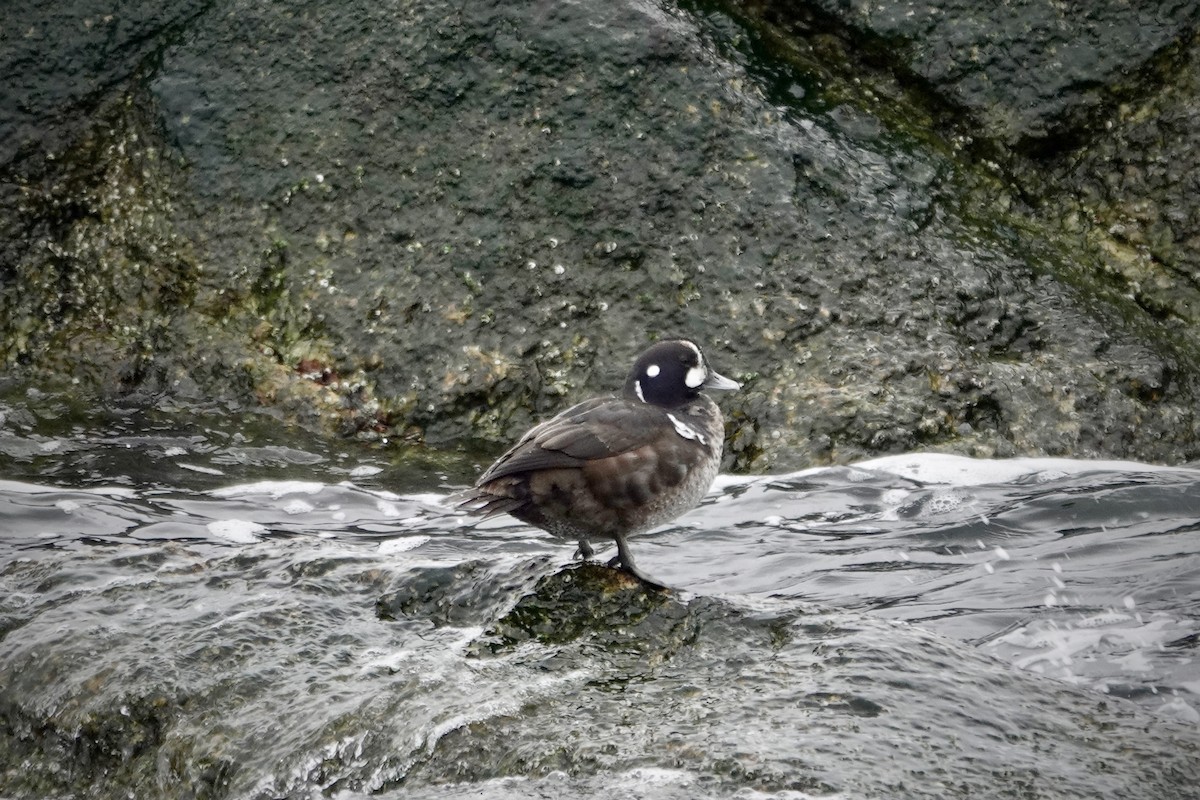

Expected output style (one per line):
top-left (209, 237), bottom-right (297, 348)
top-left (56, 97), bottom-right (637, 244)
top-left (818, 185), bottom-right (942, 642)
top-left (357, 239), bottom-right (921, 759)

top-left (608, 534), bottom-right (669, 591)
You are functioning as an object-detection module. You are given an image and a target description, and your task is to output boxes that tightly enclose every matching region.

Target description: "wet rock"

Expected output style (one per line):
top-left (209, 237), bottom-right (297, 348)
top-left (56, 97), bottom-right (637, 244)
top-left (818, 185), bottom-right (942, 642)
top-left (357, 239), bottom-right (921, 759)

top-left (0, 690), bottom-right (220, 800)
top-left (478, 563), bottom-right (682, 653)
top-left (1035, 42), bottom-right (1200, 334)
top-left (376, 557), bottom-right (551, 628)
top-left (403, 590), bottom-right (1200, 799)
top-left (744, 0), bottom-right (1200, 151)
top-left (1, 532), bottom-right (1198, 799)
top-left (0, 0), bottom-right (209, 165)
top-left (3, 0), bottom-right (1200, 471)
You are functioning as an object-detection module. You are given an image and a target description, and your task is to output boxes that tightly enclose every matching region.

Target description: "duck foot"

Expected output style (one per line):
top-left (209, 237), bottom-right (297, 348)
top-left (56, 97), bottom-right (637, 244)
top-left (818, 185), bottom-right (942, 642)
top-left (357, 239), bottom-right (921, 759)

top-left (605, 535), bottom-right (670, 591)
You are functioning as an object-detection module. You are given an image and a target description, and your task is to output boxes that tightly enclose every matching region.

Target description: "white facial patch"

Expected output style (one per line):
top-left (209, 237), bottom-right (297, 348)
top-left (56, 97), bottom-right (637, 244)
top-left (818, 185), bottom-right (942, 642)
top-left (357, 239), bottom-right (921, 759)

top-left (667, 413), bottom-right (707, 446)
top-left (645, 364), bottom-right (660, 378)
top-left (634, 380), bottom-right (646, 402)
top-left (678, 341), bottom-right (708, 388)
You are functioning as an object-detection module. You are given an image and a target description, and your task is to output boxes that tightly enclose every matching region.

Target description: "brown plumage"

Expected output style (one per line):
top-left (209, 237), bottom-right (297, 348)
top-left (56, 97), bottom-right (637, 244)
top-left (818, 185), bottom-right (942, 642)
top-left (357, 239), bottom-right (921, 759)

top-left (458, 340), bottom-right (739, 585)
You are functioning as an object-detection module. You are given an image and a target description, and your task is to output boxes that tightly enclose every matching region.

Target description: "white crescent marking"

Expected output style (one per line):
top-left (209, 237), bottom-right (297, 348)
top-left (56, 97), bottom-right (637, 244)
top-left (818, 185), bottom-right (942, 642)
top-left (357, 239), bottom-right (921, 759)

top-left (667, 413), bottom-right (707, 446)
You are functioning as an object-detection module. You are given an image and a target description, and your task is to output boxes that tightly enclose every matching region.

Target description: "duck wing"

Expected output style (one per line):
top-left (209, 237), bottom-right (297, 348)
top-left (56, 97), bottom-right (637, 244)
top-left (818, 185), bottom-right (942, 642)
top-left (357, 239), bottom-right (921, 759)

top-left (475, 397), bottom-right (665, 485)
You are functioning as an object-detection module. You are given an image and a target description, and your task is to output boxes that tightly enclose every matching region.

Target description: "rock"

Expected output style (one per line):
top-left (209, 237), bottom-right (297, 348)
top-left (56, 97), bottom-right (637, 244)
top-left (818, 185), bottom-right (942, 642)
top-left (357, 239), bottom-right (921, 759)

top-left (3, 0), bottom-right (1200, 470)
top-left (775, 0), bottom-right (1200, 149)
top-left (479, 563), bottom-right (680, 656)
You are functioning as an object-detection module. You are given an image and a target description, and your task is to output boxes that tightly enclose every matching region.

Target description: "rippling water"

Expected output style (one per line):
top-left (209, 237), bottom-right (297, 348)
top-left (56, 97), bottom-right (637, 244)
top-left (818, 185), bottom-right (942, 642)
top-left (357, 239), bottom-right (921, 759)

top-left (2, 411), bottom-right (1199, 798)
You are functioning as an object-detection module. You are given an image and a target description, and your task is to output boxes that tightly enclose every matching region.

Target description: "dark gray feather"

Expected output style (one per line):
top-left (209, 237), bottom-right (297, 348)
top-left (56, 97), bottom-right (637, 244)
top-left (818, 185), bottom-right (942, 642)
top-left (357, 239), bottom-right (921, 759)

top-left (475, 396), bottom-right (667, 485)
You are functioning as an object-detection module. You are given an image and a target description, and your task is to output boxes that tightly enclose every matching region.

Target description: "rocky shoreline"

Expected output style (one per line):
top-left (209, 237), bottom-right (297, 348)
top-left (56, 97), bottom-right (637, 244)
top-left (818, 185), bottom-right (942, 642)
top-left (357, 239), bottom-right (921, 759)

top-left (3, 0), bottom-right (1199, 471)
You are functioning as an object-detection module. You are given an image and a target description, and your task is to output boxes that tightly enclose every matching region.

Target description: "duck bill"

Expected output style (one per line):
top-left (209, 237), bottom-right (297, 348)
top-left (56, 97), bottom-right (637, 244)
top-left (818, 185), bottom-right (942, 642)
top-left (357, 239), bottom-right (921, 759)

top-left (704, 370), bottom-right (741, 391)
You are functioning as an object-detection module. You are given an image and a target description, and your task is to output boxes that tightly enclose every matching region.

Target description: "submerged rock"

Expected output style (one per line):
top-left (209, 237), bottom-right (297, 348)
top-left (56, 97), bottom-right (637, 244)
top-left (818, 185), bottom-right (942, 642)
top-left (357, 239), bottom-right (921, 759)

top-left (2, 539), bottom-right (1197, 800)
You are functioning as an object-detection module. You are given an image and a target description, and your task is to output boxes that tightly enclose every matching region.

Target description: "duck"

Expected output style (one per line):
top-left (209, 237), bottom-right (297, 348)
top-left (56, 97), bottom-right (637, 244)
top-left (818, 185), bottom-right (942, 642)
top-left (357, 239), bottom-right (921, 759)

top-left (458, 339), bottom-right (739, 586)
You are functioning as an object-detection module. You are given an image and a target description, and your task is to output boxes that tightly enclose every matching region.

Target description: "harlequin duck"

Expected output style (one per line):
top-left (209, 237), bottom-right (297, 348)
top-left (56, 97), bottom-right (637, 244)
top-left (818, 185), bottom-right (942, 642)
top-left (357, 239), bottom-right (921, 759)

top-left (459, 339), bottom-right (740, 586)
